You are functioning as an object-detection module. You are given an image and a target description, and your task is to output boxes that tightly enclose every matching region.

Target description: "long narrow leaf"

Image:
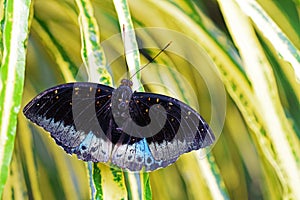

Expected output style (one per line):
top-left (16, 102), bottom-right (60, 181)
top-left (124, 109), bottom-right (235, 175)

top-left (218, 0), bottom-right (300, 198)
top-left (75, 1), bottom-right (128, 200)
top-left (75, 0), bottom-right (113, 85)
top-left (114, 1), bottom-right (151, 200)
top-left (236, 0), bottom-right (300, 84)
top-left (0, 0), bottom-right (32, 196)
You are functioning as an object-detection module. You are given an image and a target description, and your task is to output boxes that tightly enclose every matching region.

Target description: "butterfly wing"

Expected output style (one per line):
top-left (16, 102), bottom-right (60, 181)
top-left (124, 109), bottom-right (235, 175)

top-left (111, 92), bottom-right (215, 171)
top-left (24, 83), bottom-right (214, 172)
top-left (23, 82), bottom-right (115, 163)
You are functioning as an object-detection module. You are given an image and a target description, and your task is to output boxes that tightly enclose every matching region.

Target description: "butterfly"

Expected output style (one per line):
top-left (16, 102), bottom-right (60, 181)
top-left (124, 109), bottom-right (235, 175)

top-left (23, 78), bottom-right (215, 171)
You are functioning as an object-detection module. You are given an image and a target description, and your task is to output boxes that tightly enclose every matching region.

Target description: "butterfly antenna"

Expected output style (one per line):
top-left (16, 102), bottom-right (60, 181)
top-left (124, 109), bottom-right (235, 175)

top-left (129, 41), bottom-right (172, 80)
top-left (121, 24), bottom-right (131, 80)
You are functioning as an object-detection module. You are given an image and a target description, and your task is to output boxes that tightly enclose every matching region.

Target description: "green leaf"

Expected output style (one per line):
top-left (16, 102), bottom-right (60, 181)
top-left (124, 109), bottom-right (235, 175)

top-left (114, 1), bottom-right (151, 199)
top-left (218, 0), bottom-right (300, 198)
top-left (75, 0), bottom-right (113, 85)
top-left (91, 163), bottom-right (127, 200)
top-left (75, 1), bottom-right (128, 199)
top-left (0, 0), bottom-right (32, 196)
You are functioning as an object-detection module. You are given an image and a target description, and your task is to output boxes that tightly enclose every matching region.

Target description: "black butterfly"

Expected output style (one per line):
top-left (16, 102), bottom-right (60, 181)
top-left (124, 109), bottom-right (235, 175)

top-left (23, 79), bottom-right (215, 171)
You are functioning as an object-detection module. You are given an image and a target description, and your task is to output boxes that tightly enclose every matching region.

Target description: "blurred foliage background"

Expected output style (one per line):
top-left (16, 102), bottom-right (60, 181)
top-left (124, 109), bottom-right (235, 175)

top-left (1, 0), bottom-right (300, 199)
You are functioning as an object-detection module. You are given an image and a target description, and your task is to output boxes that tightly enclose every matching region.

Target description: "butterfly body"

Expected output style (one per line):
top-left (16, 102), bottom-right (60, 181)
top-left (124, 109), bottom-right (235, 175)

top-left (23, 79), bottom-right (214, 171)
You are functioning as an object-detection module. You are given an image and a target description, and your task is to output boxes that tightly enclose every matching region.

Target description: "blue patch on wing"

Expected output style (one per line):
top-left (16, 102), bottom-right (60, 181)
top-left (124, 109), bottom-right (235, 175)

top-left (111, 138), bottom-right (178, 171)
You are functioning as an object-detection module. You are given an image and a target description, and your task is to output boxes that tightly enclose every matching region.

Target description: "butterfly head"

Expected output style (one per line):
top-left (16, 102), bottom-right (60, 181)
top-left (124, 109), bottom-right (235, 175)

top-left (120, 79), bottom-right (133, 87)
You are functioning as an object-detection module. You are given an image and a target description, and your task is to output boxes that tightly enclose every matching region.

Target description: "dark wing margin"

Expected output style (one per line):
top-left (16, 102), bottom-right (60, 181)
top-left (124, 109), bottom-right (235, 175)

top-left (23, 82), bottom-right (114, 163)
top-left (129, 92), bottom-right (215, 171)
